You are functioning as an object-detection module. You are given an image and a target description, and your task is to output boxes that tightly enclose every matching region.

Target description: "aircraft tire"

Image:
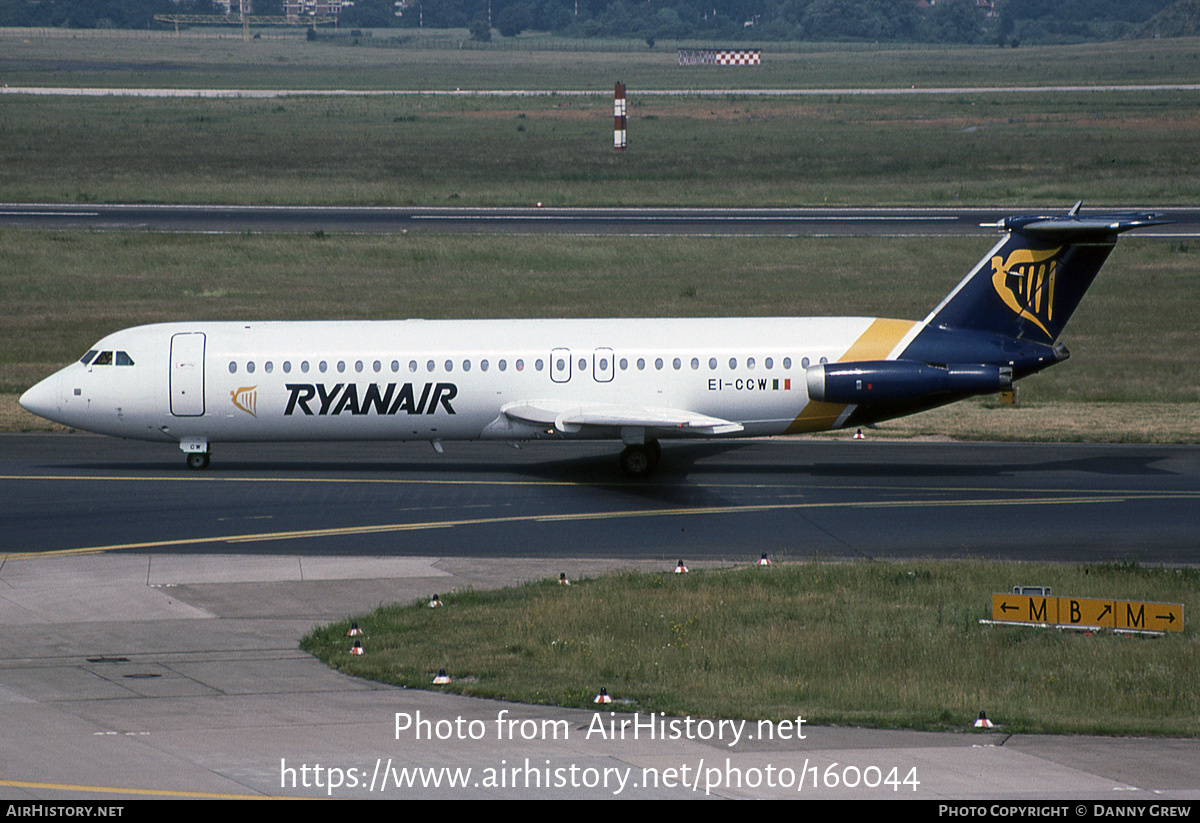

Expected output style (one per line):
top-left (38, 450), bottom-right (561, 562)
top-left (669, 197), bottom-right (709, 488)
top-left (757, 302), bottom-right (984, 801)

top-left (619, 443), bottom-right (659, 478)
top-left (186, 452), bottom-right (211, 470)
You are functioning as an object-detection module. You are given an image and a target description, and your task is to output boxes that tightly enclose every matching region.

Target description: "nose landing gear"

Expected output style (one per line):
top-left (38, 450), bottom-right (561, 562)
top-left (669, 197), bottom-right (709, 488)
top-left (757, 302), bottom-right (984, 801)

top-left (180, 438), bottom-right (210, 470)
top-left (186, 451), bottom-right (211, 470)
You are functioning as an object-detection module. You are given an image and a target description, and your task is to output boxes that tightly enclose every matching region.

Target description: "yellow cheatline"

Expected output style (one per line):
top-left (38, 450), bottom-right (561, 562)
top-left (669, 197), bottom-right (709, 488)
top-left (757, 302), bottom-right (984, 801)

top-left (0, 778), bottom-right (300, 799)
top-left (837, 317), bottom-right (919, 363)
top-left (785, 316), bottom-right (917, 434)
top-left (4, 493), bottom-right (1151, 560)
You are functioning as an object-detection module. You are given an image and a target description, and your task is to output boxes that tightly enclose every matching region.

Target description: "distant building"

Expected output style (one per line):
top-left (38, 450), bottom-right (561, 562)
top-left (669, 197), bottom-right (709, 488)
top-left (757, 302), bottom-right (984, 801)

top-left (283, 0), bottom-right (353, 17)
top-left (204, 0), bottom-right (252, 13)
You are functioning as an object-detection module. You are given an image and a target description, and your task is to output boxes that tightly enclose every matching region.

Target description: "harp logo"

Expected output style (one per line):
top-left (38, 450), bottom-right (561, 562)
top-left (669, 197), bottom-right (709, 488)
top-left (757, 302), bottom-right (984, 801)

top-left (231, 386), bottom-right (258, 418)
top-left (990, 246), bottom-right (1063, 339)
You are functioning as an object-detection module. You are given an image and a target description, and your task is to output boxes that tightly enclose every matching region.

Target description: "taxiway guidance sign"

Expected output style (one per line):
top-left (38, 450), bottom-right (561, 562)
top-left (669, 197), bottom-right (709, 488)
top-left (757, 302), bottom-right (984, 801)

top-left (991, 593), bottom-right (1183, 633)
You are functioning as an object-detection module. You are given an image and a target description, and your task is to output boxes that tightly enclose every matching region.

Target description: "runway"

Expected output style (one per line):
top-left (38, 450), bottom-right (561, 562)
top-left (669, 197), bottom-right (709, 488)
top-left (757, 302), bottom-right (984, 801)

top-left (2, 433), bottom-right (1199, 799)
top-left (4, 434), bottom-right (1198, 564)
top-left (3, 203), bottom-right (1199, 236)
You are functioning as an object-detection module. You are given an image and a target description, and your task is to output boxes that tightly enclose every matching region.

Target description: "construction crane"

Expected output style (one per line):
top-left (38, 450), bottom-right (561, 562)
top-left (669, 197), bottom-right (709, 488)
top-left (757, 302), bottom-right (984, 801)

top-left (155, 0), bottom-right (338, 41)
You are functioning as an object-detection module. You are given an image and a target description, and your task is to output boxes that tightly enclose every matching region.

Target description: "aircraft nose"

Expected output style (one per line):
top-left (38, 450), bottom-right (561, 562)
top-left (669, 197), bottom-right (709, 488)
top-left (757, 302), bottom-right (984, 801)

top-left (19, 373), bottom-right (61, 421)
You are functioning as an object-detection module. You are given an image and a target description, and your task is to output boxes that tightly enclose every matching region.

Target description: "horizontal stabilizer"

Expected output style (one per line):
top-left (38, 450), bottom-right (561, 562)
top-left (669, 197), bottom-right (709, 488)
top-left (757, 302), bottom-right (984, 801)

top-left (502, 399), bottom-right (744, 436)
top-left (981, 211), bottom-right (1171, 238)
top-left (915, 203), bottom-right (1169, 348)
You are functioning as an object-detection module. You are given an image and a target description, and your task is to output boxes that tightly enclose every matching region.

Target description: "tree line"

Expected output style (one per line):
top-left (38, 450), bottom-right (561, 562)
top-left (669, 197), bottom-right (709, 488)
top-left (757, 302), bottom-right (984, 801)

top-left (0, 0), bottom-right (1177, 44)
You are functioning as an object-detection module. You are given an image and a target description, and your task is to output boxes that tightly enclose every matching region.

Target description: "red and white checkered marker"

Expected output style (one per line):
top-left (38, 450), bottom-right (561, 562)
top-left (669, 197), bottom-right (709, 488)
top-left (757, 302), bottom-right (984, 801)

top-left (974, 711), bottom-right (995, 728)
top-left (854, 428), bottom-right (865, 439)
top-left (350, 640), bottom-right (364, 655)
top-left (559, 573), bottom-right (570, 586)
top-left (346, 621), bottom-right (362, 636)
top-left (675, 560), bottom-right (688, 574)
top-left (717, 51), bottom-right (760, 65)
top-left (429, 594), bottom-right (442, 608)
top-left (433, 668), bottom-right (451, 684)
top-left (594, 688), bottom-right (612, 704)
top-left (758, 553), bottom-right (771, 566)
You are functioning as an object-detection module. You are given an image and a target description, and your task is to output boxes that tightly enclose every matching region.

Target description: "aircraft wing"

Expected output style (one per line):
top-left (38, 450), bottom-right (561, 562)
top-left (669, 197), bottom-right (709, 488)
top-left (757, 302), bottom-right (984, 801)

top-left (500, 399), bottom-right (744, 436)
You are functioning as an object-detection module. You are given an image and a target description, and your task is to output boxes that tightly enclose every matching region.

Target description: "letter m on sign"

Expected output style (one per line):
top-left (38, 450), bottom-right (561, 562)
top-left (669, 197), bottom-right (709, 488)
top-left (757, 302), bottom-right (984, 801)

top-left (1028, 597), bottom-right (1048, 622)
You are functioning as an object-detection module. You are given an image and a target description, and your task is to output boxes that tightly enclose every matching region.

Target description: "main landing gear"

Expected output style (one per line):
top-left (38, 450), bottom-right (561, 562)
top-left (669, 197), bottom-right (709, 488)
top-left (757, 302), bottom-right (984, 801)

top-left (619, 440), bottom-right (662, 478)
top-left (186, 452), bottom-right (211, 470)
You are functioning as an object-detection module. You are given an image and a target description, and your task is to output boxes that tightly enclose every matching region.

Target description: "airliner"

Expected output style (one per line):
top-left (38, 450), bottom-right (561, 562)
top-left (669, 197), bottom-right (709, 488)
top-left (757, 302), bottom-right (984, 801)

top-left (19, 205), bottom-right (1165, 476)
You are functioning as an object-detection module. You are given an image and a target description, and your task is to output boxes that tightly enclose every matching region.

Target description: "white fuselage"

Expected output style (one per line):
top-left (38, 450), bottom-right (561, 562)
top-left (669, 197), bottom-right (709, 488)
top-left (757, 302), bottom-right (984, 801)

top-left (21, 316), bottom-right (922, 447)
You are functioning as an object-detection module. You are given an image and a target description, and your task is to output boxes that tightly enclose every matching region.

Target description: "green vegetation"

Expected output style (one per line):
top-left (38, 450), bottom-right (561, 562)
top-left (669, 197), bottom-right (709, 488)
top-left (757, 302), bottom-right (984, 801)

top-left (4, 89), bottom-right (1200, 206)
top-left (5, 30), bottom-right (1200, 90)
top-left (302, 560), bottom-right (1200, 735)
top-left (0, 0), bottom-right (1180, 44)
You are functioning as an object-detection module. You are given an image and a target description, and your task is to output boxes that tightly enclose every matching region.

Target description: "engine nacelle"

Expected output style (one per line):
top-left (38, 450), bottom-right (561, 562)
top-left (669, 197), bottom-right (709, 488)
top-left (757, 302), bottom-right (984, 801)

top-left (805, 360), bottom-right (1012, 405)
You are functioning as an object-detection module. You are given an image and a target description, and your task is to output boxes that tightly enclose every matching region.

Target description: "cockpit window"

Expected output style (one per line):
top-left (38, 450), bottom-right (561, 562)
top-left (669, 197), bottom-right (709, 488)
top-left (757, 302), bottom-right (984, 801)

top-left (80, 350), bottom-right (98, 365)
top-left (115, 351), bottom-right (135, 366)
top-left (92, 351), bottom-right (114, 366)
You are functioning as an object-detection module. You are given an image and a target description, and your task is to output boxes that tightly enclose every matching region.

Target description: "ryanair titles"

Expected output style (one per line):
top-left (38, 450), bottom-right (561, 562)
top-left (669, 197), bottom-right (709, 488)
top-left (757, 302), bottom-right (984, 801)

top-left (284, 382), bottom-right (458, 416)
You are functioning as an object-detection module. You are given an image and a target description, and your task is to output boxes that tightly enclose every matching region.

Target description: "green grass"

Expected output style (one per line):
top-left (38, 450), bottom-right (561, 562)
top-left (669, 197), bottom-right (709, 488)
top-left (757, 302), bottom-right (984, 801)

top-left (4, 30), bottom-right (1200, 90)
top-left (3, 90), bottom-right (1200, 205)
top-left (302, 560), bottom-right (1200, 735)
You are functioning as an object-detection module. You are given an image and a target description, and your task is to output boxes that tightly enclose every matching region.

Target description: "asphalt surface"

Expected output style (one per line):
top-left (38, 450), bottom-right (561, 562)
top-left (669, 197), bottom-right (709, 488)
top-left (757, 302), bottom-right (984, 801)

top-left (2, 434), bottom-right (1199, 800)
top-left (3, 203), bottom-right (1199, 236)
top-left (4, 434), bottom-right (1198, 563)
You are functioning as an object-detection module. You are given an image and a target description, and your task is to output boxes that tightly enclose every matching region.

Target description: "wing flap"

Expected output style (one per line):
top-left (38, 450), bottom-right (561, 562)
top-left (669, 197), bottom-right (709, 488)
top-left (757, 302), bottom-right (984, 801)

top-left (502, 400), bottom-right (743, 436)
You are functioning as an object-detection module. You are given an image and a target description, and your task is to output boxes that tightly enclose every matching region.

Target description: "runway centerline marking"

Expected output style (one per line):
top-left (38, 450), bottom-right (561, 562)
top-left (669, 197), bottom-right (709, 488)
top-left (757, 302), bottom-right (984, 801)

top-left (5, 492), bottom-right (1175, 559)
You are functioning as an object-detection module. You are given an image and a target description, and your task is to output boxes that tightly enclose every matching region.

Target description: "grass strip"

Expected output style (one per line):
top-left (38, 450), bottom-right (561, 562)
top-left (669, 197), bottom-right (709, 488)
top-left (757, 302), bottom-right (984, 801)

top-left (3, 89), bottom-right (1200, 206)
top-left (302, 559), bottom-right (1200, 736)
top-left (4, 32), bottom-right (1200, 91)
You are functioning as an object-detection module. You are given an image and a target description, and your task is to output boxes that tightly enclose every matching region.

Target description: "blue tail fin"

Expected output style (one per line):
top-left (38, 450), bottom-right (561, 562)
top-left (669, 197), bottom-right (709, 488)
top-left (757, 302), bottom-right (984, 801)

top-left (923, 205), bottom-right (1168, 344)
top-left (808, 205), bottom-right (1165, 429)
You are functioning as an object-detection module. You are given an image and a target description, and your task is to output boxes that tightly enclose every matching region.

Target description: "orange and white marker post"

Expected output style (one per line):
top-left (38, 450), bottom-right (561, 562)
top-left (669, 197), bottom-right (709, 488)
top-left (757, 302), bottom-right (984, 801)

top-left (614, 81), bottom-right (627, 150)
